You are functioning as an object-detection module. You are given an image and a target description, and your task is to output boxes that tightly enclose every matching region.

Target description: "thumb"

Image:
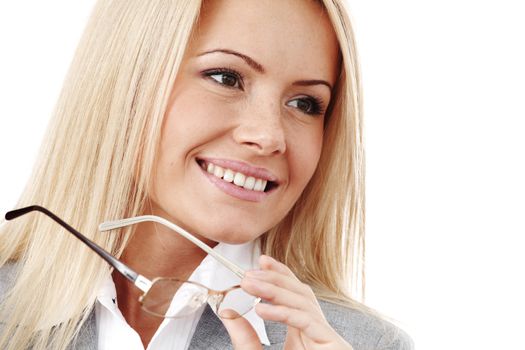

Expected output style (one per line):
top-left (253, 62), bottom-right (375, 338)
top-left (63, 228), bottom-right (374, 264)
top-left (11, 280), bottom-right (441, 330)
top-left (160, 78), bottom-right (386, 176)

top-left (220, 309), bottom-right (262, 350)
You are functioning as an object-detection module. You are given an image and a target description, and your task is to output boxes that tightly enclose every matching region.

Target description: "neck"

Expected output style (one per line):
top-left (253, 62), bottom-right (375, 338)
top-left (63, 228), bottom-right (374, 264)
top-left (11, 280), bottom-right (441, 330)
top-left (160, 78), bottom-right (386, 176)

top-left (113, 207), bottom-right (218, 347)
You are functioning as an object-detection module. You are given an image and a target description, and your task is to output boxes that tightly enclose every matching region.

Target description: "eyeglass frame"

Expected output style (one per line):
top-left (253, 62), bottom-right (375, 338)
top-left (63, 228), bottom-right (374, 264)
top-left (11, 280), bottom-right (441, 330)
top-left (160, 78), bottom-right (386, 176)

top-left (4, 205), bottom-right (259, 318)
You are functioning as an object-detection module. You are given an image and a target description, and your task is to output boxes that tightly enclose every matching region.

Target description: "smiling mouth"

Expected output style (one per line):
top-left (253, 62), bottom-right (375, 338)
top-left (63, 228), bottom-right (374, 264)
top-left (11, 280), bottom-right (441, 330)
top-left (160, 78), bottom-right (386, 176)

top-left (196, 159), bottom-right (278, 193)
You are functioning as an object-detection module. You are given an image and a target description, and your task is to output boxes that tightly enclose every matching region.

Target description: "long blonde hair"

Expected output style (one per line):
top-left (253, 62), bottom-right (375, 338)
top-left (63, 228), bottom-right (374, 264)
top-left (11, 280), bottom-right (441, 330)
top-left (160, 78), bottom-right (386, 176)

top-left (0, 0), bottom-right (364, 349)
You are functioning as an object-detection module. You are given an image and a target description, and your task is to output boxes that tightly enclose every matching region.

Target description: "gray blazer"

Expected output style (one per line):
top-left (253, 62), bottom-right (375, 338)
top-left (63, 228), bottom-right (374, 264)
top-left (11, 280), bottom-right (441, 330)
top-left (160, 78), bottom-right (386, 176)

top-left (1, 263), bottom-right (413, 350)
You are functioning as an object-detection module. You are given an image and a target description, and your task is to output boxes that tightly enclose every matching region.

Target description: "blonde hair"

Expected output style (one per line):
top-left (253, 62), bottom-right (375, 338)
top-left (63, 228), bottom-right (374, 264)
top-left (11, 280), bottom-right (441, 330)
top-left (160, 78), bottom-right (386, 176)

top-left (0, 0), bottom-right (364, 349)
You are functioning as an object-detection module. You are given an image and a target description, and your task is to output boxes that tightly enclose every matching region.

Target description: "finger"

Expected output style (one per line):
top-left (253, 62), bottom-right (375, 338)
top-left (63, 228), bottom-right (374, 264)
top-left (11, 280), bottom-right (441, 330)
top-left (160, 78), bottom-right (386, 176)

top-left (283, 327), bottom-right (306, 349)
top-left (255, 303), bottom-right (336, 345)
top-left (241, 277), bottom-right (322, 315)
top-left (259, 255), bottom-right (299, 280)
top-left (244, 269), bottom-right (316, 299)
top-left (220, 310), bottom-right (262, 350)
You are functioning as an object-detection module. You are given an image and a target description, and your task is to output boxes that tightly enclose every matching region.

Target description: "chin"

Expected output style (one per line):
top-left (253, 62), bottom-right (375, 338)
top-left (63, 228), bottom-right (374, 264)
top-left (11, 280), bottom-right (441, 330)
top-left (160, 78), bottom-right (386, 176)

top-left (204, 229), bottom-right (262, 245)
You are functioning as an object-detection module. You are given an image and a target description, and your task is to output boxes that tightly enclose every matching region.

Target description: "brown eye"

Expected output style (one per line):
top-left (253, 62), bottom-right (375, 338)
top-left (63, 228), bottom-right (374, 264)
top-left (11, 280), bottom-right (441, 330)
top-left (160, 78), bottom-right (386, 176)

top-left (210, 73), bottom-right (238, 87)
top-left (286, 96), bottom-right (324, 116)
top-left (204, 69), bottom-right (243, 89)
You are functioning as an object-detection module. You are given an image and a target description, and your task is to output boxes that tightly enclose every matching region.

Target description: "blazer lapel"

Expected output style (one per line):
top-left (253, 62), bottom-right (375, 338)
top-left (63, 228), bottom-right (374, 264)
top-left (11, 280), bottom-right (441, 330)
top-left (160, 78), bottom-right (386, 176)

top-left (188, 305), bottom-right (231, 349)
top-left (188, 305), bottom-right (287, 349)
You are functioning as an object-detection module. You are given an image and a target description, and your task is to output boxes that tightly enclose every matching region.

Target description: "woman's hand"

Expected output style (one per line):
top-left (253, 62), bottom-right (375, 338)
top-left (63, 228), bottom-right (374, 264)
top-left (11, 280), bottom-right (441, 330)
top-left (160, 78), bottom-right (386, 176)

top-left (221, 255), bottom-right (353, 349)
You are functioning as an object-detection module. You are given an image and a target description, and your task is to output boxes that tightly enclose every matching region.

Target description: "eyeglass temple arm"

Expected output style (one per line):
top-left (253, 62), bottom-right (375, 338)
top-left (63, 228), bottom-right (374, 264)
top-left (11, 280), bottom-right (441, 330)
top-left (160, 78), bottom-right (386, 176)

top-left (4, 205), bottom-right (152, 293)
top-left (99, 215), bottom-right (246, 279)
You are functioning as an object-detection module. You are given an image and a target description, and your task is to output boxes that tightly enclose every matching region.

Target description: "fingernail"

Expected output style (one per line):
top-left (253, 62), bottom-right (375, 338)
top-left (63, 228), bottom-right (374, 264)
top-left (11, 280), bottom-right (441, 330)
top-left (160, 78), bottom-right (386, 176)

top-left (219, 308), bottom-right (241, 319)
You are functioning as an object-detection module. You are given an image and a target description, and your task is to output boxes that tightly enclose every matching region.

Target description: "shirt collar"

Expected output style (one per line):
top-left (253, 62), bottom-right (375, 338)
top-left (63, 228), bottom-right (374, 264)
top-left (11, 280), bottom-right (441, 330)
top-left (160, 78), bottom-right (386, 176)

top-left (189, 240), bottom-right (269, 345)
top-left (96, 239), bottom-right (270, 346)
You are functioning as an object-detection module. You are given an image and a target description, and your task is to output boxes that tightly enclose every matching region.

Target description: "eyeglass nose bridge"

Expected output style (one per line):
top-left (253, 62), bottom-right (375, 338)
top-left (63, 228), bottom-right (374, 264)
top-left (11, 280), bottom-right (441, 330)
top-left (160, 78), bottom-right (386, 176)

top-left (206, 290), bottom-right (226, 313)
top-left (189, 291), bottom-right (209, 308)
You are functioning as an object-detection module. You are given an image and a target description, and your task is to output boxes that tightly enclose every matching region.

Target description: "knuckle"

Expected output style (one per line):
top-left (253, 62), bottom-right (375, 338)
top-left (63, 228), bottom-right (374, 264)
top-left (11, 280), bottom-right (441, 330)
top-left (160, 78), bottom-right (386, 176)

top-left (264, 291), bottom-right (277, 303)
top-left (300, 282), bottom-right (314, 295)
top-left (281, 307), bottom-right (292, 323)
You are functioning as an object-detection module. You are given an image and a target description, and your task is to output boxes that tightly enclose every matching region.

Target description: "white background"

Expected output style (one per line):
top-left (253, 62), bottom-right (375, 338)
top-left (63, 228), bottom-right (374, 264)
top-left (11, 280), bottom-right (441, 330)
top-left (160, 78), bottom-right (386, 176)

top-left (1, 1), bottom-right (524, 349)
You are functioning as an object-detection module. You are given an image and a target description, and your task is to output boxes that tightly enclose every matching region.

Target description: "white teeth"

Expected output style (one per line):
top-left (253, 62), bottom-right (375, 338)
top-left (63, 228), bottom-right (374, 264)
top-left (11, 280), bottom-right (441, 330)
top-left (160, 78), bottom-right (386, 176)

top-left (213, 166), bottom-right (224, 178)
top-left (233, 172), bottom-right (246, 186)
top-left (243, 177), bottom-right (256, 190)
top-left (253, 179), bottom-right (263, 191)
top-left (203, 161), bottom-right (271, 192)
top-left (223, 169), bottom-right (234, 182)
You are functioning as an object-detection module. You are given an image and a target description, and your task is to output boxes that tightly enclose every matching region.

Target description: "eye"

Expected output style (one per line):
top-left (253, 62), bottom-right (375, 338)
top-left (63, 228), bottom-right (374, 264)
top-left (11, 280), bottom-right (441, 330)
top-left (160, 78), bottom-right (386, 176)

top-left (286, 96), bottom-right (325, 116)
top-left (203, 68), bottom-right (243, 89)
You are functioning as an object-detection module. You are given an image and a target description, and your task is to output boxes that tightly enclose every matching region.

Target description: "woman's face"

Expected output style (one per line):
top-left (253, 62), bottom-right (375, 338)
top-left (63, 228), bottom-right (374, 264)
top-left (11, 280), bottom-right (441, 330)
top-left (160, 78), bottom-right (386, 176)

top-left (149, 0), bottom-right (339, 244)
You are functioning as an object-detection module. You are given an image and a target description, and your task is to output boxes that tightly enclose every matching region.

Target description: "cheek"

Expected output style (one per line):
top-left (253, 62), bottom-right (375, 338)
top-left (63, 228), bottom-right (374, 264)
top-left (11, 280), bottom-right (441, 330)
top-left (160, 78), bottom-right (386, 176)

top-left (288, 126), bottom-right (324, 190)
top-left (163, 90), bottom-right (209, 142)
top-left (160, 88), bottom-right (235, 157)
top-left (151, 87), bottom-right (237, 195)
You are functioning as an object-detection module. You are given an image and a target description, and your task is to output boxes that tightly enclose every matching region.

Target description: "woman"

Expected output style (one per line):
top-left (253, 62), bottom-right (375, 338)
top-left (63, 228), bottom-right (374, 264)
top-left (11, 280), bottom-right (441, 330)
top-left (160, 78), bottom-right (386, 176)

top-left (0, 0), bottom-right (412, 349)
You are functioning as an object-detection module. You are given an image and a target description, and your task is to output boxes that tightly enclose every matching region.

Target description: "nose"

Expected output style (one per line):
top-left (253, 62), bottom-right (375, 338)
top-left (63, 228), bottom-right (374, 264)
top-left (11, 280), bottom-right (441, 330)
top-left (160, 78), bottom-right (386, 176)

top-left (232, 102), bottom-right (287, 156)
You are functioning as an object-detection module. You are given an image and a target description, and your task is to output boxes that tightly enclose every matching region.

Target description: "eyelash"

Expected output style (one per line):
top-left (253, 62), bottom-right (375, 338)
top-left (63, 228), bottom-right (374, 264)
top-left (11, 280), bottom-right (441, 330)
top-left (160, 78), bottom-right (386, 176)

top-left (289, 95), bottom-right (325, 116)
top-left (201, 68), bottom-right (326, 116)
top-left (202, 68), bottom-right (244, 90)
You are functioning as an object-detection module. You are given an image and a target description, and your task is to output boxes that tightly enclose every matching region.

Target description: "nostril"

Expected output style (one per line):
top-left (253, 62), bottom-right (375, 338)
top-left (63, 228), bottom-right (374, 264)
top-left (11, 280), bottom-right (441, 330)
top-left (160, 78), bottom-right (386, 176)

top-left (233, 126), bottom-right (286, 155)
top-left (242, 141), bottom-right (264, 151)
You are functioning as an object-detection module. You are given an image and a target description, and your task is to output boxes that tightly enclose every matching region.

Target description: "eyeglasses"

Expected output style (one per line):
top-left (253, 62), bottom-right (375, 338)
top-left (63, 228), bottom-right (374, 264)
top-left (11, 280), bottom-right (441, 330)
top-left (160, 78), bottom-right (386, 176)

top-left (5, 205), bottom-right (260, 319)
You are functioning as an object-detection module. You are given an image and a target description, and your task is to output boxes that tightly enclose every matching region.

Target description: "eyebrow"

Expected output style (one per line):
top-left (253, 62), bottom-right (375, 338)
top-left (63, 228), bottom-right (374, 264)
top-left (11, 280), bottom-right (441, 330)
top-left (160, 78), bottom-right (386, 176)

top-left (293, 80), bottom-right (332, 91)
top-left (197, 48), bottom-right (333, 91)
top-left (198, 48), bottom-right (265, 73)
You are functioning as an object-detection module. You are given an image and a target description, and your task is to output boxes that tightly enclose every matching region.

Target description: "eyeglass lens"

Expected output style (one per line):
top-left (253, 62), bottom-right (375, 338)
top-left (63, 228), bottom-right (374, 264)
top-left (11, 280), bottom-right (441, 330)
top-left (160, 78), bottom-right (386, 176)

top-left (141, 278), bottom-right (258, 319)
top-left (216, 288), bottom-right (260, 318)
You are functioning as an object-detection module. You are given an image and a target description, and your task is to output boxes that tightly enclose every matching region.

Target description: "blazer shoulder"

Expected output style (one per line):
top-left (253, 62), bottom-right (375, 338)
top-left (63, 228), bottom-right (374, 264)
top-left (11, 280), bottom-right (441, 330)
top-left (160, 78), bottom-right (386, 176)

top-left (318, 299), bottom-right (414, 350)
top-left (0, 261), bottom-right (96, 349)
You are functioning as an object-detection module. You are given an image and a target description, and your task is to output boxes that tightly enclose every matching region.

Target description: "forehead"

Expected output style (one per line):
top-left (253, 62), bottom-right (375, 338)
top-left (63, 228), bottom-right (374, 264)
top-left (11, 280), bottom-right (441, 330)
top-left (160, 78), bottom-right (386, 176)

top-left (189, 0), bottom-right (340, 83)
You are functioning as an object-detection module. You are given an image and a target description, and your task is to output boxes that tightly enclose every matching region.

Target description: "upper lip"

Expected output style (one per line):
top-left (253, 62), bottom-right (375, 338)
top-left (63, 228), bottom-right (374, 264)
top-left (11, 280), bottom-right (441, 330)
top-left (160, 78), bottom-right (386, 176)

top-left (197, 157), bottom-right (280, 184)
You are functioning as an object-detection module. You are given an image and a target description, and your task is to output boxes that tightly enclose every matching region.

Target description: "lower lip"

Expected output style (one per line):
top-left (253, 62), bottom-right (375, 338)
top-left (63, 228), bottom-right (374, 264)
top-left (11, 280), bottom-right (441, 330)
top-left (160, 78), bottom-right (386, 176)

top-left (198, 165), bottom-right (270, 202)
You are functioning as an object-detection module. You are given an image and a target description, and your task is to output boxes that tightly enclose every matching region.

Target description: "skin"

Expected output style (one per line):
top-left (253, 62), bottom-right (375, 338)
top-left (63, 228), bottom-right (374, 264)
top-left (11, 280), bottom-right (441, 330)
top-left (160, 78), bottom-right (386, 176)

top-left (113, 0), bottom-right (352, 348)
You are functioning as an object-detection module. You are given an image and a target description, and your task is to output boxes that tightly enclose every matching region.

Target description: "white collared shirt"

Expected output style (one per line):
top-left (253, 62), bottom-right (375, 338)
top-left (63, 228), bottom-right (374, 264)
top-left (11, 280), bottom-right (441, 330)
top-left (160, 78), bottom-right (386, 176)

top-left (95, 240), bottom-right (270, 350)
